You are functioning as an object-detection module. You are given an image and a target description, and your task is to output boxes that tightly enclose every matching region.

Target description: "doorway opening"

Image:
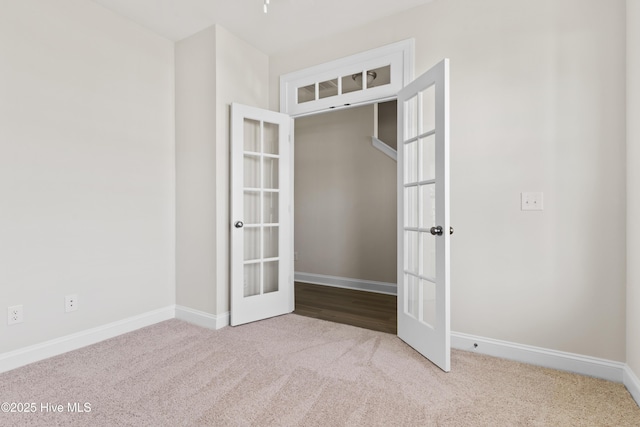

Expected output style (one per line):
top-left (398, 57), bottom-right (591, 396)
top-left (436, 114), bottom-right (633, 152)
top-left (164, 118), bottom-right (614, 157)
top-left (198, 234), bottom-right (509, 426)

top-left (292, 101), bottom-right (398, 333)
top-left (232, 56), bottom-right (450, 370)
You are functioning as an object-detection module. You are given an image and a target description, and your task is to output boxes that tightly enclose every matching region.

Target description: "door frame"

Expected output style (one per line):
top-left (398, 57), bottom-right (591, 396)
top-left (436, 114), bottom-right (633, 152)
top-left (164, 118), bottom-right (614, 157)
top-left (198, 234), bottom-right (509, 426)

top-left (272, 45), bottom-right (450, 354)
top-left (273, 41), bottom-right (451, 372)
top-left (279, 41), bottom-right (416, 299)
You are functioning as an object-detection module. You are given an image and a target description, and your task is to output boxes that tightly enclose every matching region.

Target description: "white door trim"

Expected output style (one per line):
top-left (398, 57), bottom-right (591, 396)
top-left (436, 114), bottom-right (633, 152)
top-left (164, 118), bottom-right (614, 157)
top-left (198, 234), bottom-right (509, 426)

top-left (280, 39), bottom-right (414, 117)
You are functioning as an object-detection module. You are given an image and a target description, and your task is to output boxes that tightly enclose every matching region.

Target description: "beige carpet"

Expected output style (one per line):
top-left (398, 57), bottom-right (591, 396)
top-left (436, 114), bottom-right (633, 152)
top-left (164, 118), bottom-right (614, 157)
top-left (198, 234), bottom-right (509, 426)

top-left (1, 315), bottom-right (639, 426)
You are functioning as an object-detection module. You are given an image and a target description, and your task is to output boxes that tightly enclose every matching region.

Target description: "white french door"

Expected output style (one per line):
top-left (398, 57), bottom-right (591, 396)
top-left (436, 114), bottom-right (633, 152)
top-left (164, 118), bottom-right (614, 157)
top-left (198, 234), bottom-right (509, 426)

top-left (397, 59), bottom-right (451, 372)
top-left (230, 59), bottom-right (450, 372)
top-left (230, 103), bottom-right (293, 326)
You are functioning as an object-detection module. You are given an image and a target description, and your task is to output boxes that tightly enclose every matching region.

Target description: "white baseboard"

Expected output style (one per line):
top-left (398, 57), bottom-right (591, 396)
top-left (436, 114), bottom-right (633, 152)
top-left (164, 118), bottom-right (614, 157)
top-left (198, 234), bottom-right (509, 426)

top-left (624, 365), bottom-right (640, 407)
top-left (0, 306), bottom-right (175, 374)
top-left (295, 272), bottom-right (397, 295)
top-left (451, 331), bottom-right (626, 383)
top-left (2, 302), bottom-right (638, 409)
top-left (175, 305), bottom-right (229, 330)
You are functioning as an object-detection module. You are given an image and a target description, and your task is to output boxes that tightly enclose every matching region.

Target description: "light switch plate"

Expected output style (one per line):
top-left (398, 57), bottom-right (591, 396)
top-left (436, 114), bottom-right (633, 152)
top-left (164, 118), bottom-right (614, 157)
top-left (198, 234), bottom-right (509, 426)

top-left (521, 192), bottom-right (543, 211)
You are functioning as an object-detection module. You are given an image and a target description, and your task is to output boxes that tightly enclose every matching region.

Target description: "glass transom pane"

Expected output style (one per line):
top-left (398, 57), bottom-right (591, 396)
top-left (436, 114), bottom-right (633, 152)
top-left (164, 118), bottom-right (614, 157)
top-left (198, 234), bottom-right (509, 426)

top-left (366, 65), bottom-right (391, 89)
top-left (342, 73), bottom-right (362, 94)
top-left (298, 84), bottom-right (315, 104)
top-left (319, 78), bottom-right (339, 99)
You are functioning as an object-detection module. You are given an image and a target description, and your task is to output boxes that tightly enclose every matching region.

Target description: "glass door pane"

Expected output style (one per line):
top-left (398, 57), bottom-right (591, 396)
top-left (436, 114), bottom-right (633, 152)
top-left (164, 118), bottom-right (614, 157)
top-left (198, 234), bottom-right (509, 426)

top-left (241, 117), bottom-right (281, 299)
top-left (244, 191), bottom-right (261, 224)
top-left (263, 123), bottom-right (279, 155)
top-left (244, 119), bottom-right (260, 152)
top-left (264, 262), bottom-right (279, 294)
top-left (263, 192), bottom-right (279, 224)
top-left (244, 263), bottom-right (261, 297)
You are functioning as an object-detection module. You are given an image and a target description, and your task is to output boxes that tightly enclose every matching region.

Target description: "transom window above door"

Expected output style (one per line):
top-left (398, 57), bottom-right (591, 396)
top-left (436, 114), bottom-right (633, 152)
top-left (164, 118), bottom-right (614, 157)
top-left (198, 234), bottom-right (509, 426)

top-left (280, 39), bottom-right (414, 117)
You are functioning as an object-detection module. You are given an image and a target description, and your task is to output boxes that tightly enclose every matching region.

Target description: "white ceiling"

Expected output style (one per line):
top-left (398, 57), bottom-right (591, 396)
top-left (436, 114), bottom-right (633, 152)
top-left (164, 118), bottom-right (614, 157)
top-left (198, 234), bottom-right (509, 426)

top-left (90, 0), bottom-right (434, 55)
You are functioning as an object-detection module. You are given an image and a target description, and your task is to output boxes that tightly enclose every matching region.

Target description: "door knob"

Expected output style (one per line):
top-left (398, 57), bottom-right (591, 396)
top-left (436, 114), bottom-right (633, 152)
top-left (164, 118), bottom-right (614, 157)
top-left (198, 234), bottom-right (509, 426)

top-left (234, 221), bottom-right (244, 229)
top-left (430, 226), bottom-right (454, 236)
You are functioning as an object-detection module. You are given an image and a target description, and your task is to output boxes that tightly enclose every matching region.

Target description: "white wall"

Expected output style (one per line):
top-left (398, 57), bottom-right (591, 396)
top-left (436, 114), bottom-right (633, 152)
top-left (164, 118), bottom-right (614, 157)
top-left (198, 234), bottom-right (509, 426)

top-left (175, 24), bottom-right (269, 317)
top-left (1, 0), bottom-right (632, 371)
top-left (214, 25), bottom-right (270, 315)
top-left (175, 26), bottom-right (218, 313)
top-left (270, 0), bottom-right (627, 361)
top-left (0, 0), bottom-right (175, 353)
top-left (627, 0), bottom-right (640, 377)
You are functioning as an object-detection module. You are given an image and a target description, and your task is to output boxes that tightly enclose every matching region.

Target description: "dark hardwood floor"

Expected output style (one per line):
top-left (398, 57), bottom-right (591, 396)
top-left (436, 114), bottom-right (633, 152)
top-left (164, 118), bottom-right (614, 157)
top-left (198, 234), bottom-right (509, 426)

top-left (294, 282), bottom-right (397, 334)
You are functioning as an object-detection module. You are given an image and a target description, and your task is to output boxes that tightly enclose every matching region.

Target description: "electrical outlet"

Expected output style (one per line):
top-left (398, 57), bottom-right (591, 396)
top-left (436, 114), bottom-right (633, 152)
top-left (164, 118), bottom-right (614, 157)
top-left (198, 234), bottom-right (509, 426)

top-left (294, 251), bottom-right (299, 261)
top-left (7, 305), bottom-right (23, 325)
top-left (521, 192), bottom-right (544, 211)
top-left (65, 294), bottom-right (78, 313)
